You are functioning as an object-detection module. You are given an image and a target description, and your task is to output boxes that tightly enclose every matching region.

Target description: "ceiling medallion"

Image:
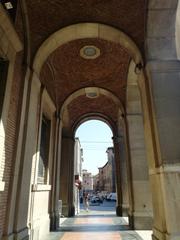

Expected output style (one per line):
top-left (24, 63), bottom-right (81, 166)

top-left (80, 45), bottom-right (100, 59)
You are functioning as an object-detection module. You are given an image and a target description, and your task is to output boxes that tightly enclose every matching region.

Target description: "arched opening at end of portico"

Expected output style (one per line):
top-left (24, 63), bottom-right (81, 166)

top-left (29, 22), bottom-right (156, 237)
top-left (74, 120), bottom-right (116, 215)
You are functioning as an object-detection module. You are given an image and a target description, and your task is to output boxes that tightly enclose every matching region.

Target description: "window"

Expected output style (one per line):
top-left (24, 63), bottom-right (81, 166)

top-left (37, 115), bottom-right (51, 184)
top-left (0, 59), bottom-right (9, 118)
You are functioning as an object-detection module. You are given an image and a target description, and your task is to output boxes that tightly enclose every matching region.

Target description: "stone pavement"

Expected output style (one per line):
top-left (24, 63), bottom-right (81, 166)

top-left (44, 207), bottom-right (152, 240)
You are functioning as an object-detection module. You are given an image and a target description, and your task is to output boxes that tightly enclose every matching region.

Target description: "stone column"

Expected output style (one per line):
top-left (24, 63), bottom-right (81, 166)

top-left (12, 72), bottom-right (41, 240)
top-left (50, 112), bottom-right (62, 230)
top-left (2, 67), bottom-right (32, 240)
top-left (127, 113), bottom-right (153, 230)
top-left (116, 119), bottom-right (131, 217)
top-left (59, 135), bottom-right (75, 217)
top-left (145, 60), bottom-right (180, 240)
top-left (145, 2), bottom-right (180, 239)
top-left (112, 136), bottom-right (123, 216)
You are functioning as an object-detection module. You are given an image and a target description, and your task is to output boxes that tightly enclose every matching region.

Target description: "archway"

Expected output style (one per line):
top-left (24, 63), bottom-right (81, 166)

top-left (0, 2), bottom-right (180, 240)
top-left (22, 22), bottom-right (157, 239)
top-left (74, 120), bottom-right (115, 215)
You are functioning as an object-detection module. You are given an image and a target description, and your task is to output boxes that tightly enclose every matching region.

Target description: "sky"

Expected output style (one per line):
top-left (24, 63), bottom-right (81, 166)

top-left (75, 120), bottom-right (113, 176)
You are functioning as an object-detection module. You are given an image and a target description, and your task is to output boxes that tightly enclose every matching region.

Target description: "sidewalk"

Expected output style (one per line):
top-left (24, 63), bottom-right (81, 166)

top-left (44, 205), bottom-right (152, 240)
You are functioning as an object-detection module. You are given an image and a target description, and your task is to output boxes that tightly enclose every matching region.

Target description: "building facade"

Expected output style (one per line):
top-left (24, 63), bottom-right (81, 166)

top-left (97, 147), bottom-right (115, 193)
top-left (93, 174), bottom-right (100, 192)
top-left (82, 170), bottom-right (93, 191)
top-left (74, 138), bottom-right (83, 214)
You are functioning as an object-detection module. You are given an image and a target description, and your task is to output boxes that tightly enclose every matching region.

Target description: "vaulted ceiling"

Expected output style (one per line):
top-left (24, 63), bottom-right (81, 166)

top-left (40, 38), bottom-right (131, 107)
top-left (25, 0), bottom-right (146, 59)
top-left (15, 0), bottom-right (147, 128)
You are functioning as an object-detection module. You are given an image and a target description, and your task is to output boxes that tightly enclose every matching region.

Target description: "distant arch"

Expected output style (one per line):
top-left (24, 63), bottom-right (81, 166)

top-left (60, 87), bottom-right (124, 121)
top-left (73, 112), bottom-right (116, 137)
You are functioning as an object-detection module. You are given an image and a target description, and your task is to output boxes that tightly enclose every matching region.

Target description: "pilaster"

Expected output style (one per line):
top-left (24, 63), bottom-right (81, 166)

top-left (50, 113), bottom-right (62, 230)
top-left (127, 113), bottom-right (153, 230)
top-left (150, 164), bottom-right (180, 240)
top-left (60, 135), bottom-right (75, 217)
top-left (112, 135), bottom-right (123, 216)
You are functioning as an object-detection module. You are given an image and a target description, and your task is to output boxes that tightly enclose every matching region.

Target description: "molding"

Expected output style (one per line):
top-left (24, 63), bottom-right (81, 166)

top-left (133, 211), bottom-right (153, 217)
top-left (33, 23), bottom-right (142, 76)
top-left (149, 164), bottom-right (180, 175)
top-left (152, 227), bottom-right (166, 240)
top-left (147, 60), bottom-right (180, 73)
top-left (0, 181), bottom-right (5, 191)
top-left (31, 184), bottom-right (51, 192)
top-left (60, 87), bottom-right (124, 119)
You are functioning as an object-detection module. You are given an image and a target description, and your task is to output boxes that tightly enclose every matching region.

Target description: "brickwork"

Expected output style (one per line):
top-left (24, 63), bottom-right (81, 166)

top-left (40, 38), bottom-right (130, 107)
top-left (0, 53), bottom-right (24, 234)
top-left (24, 0), bottom-right (146, 59)
top-left (68, 95), bottom-right (119, 128)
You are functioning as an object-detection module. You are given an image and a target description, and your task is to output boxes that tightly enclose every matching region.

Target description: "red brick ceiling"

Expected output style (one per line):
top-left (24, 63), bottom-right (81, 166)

top-left (16, 0), bottom-right (146, 125)
top-left (40, 38), bottom-right (130, 108)
top-left (25, 0), bottom-right (146, 59)
top-left (67, 95), bottom-right (119, 129)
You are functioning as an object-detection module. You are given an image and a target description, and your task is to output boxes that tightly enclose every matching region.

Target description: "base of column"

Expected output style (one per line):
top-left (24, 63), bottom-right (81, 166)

top-left (152, 234), bottom-right (180, 240)
top-left (134, 215), bottom-right (153, 230)
top-left (116, 205), bottom-right (122, 216)
top-left (69, 205), bottom-right (75, 217)
top-left (62, 204), bottom-right (69, 217)
top-left (128, 213), bottom-right (153, 230)
top-left (152, 227), bottom-right (180, 240)
top-left (62, 204), bottom-right (75, 217)
top-left (122, 204), bottom-right (129, 216)
top-left (2, 227), bottom-right (29, 240)
top-left (50, 212), bottom-right (60, 230)
top-left (128, 214), bottom-right (134, 229)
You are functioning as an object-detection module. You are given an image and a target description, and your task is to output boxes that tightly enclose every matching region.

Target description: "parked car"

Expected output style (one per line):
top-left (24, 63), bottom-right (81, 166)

top-left (106, 192), bottom-right (117, 201)
top-left (91, 195), bottom-right (103, 203)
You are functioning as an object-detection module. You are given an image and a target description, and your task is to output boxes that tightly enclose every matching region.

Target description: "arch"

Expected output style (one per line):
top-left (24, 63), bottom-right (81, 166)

top-left (73, 112), bottom-right (116, 137)
top-left (60, 87), bottom-right (124, 121)
top-left (33, 23), bottom-right (143, 76)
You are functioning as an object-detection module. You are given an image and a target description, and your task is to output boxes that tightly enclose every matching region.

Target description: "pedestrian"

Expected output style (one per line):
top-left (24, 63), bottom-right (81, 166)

top-left (83, 191), bottom-right (89, 211)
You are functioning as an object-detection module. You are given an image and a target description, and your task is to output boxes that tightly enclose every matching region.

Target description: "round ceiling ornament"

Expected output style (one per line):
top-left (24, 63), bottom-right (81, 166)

top-left (80, 45), bottom-right (100, 59)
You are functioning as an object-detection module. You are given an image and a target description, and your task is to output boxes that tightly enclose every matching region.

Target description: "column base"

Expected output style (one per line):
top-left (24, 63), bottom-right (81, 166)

top-left (152, 227), bottom-right (180, 240)
top-left (69, 205), bottom-right (75, 217)
top-left (50, 212), bottom-right (60, 230)
top-left (116, 205), bottom-right (122, 216)
top-left (128, 214), bottom-right (134, 229)
top-left (62, 204), bottom-right (75, 217)
top-left (134, 215), bottom-right (153, 230)
top-left (2, 228), bottom-right (29, 240)
top-left (122, 204), bottom-right (129, 216)
top-left (128, 213), bottom-right (153, 230)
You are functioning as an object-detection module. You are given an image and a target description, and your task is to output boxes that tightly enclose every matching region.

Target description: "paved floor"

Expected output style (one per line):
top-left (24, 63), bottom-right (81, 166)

top-left (45, 203), bottom-right (152, 240)
top-left (46, 210), bottom-right (151, 240)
